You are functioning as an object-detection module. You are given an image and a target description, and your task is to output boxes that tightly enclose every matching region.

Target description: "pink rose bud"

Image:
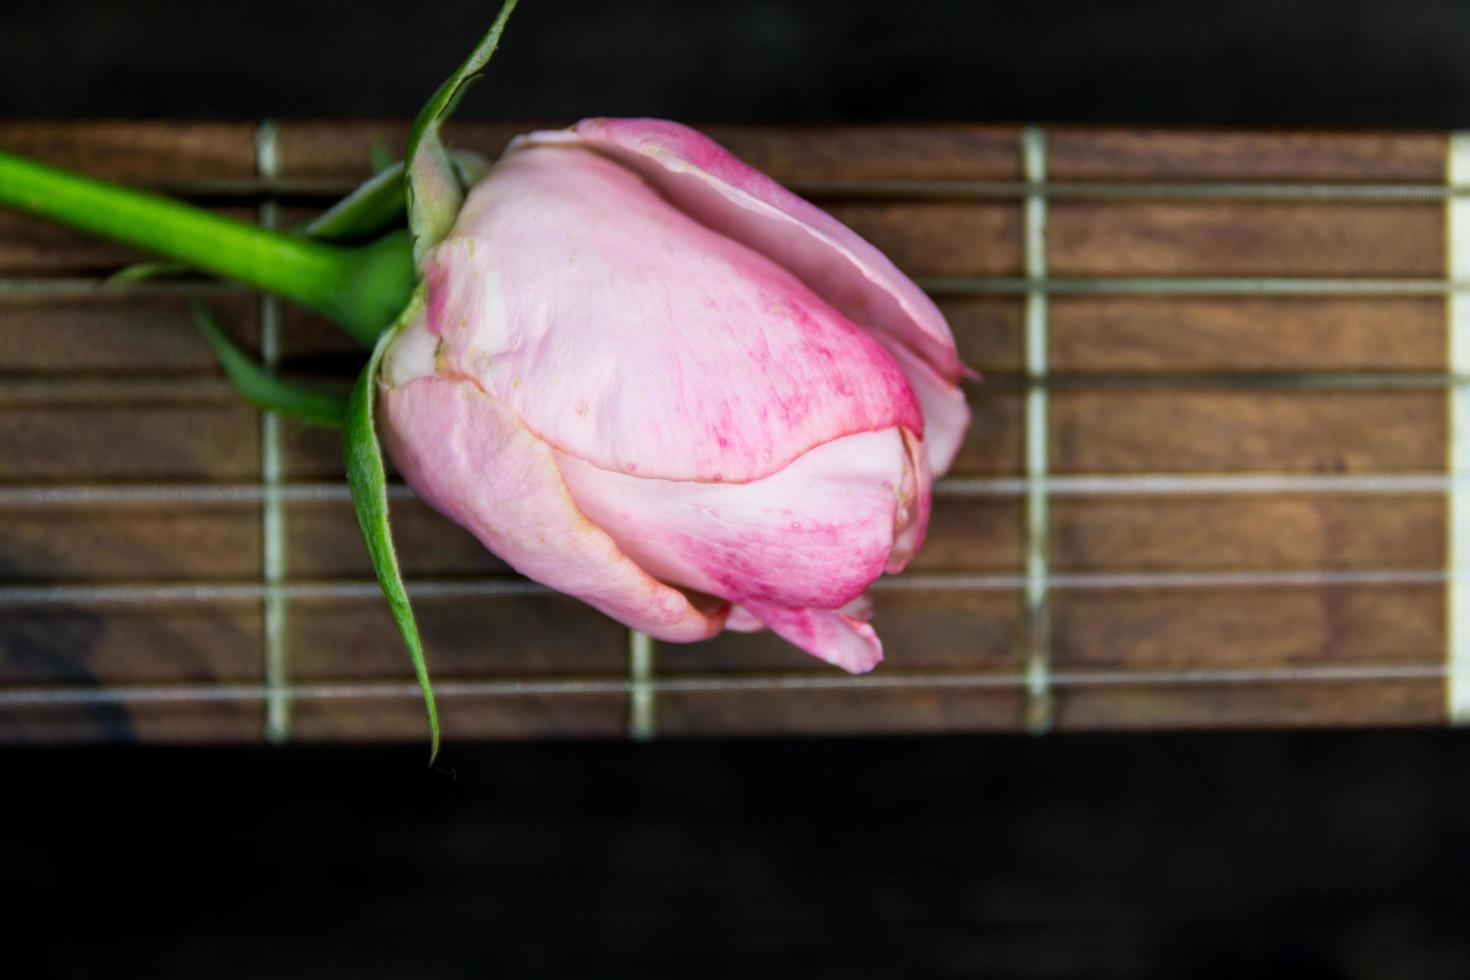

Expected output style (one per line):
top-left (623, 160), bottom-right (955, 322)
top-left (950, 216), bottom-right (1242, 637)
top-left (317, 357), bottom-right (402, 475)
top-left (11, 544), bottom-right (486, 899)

top-left (378, 118), bottom-right (970, 672)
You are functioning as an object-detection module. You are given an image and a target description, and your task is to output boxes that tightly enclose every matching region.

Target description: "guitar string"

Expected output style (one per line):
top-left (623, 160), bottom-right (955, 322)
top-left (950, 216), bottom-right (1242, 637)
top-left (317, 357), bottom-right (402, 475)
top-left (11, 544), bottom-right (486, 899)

top-left (0, 568), bottom-right (1453, 608)
top-left (2, 472), bottom-right (1470, 508)
top-left (9, 370), bottom-right (1470, 406)
top-left (0, 662), bottom-right (1455, 710)
top-left (10, 275), bottom-right (1470, 301)
top-left (59, 175), bottom-right (1470, 202)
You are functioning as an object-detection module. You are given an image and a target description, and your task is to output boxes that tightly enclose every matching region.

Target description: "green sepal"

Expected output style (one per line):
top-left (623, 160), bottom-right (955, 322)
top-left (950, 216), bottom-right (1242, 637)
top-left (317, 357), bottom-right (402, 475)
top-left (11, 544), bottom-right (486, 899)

top-left (302, 150), bottom-right (491, 245)
top-left (449, 149), bottom-right (492, 189)
top-left (303, 164), bottom-right (408, 244)
top-left (405, 0), bottom-right (518, 262)
top-left (343, 286), bottom-right (440, 762)
top-left (191, 301), bottom-right (348, 427)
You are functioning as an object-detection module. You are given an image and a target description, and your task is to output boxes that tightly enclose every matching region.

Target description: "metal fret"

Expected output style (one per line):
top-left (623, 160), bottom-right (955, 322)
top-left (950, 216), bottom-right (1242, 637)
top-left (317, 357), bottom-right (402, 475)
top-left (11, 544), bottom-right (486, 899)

top-left (1020, 126), bottom-right (1054, 732)
top-left (1446, 132), bottom-right (1470, 722)
top-left (256, 119), bottom-right (290, 745)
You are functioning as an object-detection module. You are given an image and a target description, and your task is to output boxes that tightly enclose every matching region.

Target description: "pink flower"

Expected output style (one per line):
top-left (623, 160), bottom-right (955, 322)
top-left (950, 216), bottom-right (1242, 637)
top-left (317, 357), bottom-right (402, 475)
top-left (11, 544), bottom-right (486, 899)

top-left (378, 118), bottom-right (970, 672)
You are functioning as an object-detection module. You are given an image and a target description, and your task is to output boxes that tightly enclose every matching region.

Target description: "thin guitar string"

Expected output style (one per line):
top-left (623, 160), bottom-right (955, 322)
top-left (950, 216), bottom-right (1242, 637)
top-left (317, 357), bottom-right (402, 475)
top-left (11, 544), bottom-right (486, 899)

top-left (84, 175), bottom-right (1470, 202)
top-left (0, 662), bottom-right (1454, 710)
top-left (8, 371), bottom-right (1470, 406)
top-left (10, 275), bottom-right (1470, 301)
top-left (0, 568), bottom-right (1452, 608)
top-left (2, 472), bottom-right (1470, 508)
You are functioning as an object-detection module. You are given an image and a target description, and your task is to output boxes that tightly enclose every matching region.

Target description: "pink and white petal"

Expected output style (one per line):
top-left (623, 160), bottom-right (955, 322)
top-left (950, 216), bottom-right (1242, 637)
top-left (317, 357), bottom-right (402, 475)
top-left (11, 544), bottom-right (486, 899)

top-left (728, 593), bottom-right (874, 637)
top-left (724, 604), bottom-right (765, 633)
top-left (887, 427), bottom-right (932, 574)
top-left (738, 600), bottom-right (884, 674)
top-left (884, 341), bottom-right (972, 478)
top-left (839, 592), bottom-right (875, 623)
top-left (516, 119), bottom-right (964, 389)
top-left (379, 374), bottom-right (727, 642)
top-left (555, 428), bottom-right (919, 612)
top-left (415, 144), bottom-right (921, 484)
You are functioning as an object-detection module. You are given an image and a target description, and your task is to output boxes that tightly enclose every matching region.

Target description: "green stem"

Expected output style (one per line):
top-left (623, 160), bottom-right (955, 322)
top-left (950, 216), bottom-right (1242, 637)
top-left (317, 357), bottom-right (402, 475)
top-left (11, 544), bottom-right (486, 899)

top-left (0, 149), bottom-right (415, 345)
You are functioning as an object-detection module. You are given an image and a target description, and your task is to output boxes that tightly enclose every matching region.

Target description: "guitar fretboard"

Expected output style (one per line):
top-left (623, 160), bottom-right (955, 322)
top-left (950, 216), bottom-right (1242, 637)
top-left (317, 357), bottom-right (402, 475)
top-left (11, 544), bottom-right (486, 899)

top-left (0, 121), bottom-right (1459, 743)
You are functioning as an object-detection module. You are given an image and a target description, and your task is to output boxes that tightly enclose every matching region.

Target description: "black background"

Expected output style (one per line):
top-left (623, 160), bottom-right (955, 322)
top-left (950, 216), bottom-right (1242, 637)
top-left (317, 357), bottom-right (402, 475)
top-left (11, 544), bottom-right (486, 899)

top-left (8, 1), bottom-right (1470, 977)
top-left (6, 0), bottom-right (1470, 127)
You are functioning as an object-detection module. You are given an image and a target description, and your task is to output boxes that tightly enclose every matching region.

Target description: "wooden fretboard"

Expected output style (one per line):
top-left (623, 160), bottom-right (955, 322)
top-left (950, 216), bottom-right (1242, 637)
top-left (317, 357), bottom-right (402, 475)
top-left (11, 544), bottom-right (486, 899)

top-left (0, 120), bottom-right (1459, 743)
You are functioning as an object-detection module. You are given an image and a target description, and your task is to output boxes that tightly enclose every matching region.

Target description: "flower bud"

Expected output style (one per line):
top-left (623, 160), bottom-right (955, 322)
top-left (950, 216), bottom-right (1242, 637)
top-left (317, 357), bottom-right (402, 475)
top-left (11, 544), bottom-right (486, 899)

top-left (380, 119), bottom-right (969, 671)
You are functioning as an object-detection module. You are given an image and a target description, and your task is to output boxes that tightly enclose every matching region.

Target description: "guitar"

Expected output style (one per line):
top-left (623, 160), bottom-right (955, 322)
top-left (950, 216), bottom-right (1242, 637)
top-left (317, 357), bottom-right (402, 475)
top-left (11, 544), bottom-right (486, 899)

top-left (0, 120), bottom-right (1457, 742)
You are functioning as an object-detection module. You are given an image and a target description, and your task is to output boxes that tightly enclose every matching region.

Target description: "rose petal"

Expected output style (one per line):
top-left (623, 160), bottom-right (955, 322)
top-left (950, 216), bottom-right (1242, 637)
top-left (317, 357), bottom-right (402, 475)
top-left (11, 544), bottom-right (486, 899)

top-left (517, 118), bottom-right (971, 474)
top-left (738, 600), bottom-right (884, 674)
top-left (379, 373), bottom-right (727, 642)
top-left (724, 605), bottom-right (765, 633)
top-left (883, 340), bottom-right (971, 477)
top-left (556, 427), bottom-right (919, 613)
top-left (887, 427), bottom-right (931, 573)
top-left (412, 143), bottom-right (921, 485)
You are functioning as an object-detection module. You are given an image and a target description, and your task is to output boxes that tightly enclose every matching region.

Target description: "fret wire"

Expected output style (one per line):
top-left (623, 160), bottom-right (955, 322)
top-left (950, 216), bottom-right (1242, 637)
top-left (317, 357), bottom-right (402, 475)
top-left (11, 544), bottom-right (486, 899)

top-left (1020, 125), bottom-right (1054, 733)
top-left (628, 629), bottom-right (656, 741)
top-left (1447, 132), bottom-right (1470, 722)
top-left (256, 119), bottom-right (290, 746)
top-left (0, 662), bottom-right (1451, 709)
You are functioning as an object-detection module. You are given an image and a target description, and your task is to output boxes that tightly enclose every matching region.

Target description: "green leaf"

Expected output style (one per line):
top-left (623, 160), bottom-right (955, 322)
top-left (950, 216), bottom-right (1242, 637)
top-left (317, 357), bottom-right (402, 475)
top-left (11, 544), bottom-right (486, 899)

top-left (343, 287), bottom-right (440, 762)
top-left (405, 0), bottom-right (519, 261)
top-left (191, 301), bottom-right (348, 427)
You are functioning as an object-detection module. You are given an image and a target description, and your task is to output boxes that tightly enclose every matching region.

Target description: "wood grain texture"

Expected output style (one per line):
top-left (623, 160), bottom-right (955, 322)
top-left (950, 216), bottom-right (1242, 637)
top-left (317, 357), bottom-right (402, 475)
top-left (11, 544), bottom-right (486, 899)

top-left (1050, 495), bottom-right (1444, 571)
top-left (1050, 201), bottom-right (1443, 277)
top-left (1050, 390), bottom-right (1446, 474)
top-left (0, 121), bottom-right (1455, 742)
top-left (1046, 128), bottom-right (1446, 182)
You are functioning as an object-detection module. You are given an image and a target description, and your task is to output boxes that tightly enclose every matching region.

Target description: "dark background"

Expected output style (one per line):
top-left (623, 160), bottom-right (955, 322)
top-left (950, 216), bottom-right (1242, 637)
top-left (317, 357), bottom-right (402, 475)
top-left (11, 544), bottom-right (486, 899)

top-left (5, 0), bottom-right (1470, 127)
top-left (9, 1), bottom-right (1470, 976)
